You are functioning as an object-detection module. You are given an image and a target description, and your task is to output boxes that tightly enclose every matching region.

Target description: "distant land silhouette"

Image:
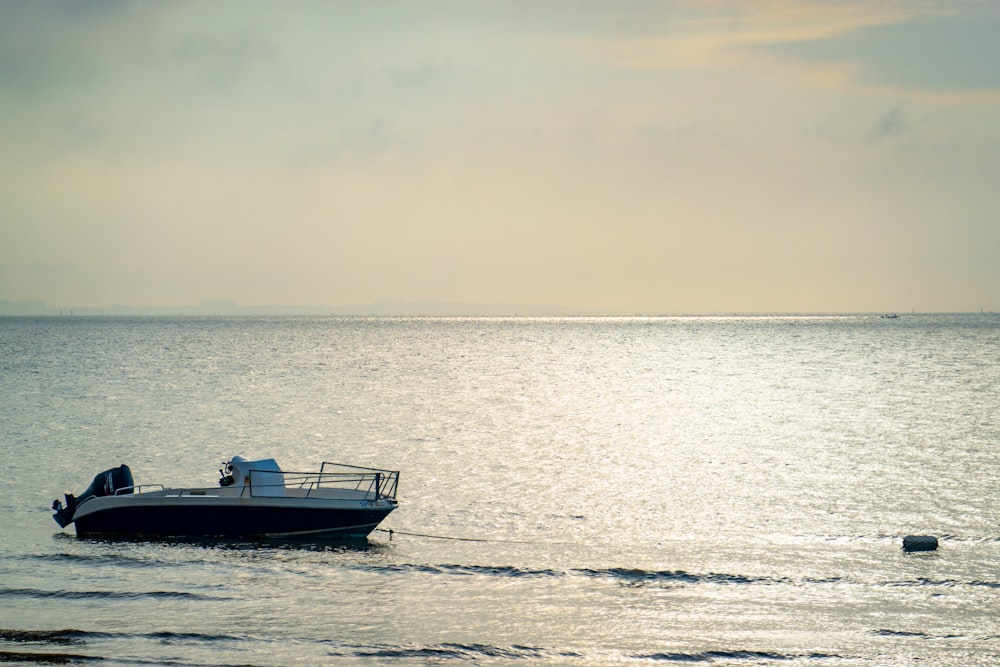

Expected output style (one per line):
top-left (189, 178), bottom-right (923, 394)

top-left (0, 299), bottom-right (601, 317)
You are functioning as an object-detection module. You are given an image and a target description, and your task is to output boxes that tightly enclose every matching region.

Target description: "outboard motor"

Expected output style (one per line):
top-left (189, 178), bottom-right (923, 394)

top-left (52, 464), bottom-right (134, 528)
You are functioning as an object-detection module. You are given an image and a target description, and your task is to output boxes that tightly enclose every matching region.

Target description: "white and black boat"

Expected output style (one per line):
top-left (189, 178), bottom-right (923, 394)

top-left (52, 456), bottom-right (399, 540)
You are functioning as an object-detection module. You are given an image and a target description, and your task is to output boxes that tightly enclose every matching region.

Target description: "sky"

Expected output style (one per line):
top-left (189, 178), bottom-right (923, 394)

top-left (1, 0), bottom-right (998, 314)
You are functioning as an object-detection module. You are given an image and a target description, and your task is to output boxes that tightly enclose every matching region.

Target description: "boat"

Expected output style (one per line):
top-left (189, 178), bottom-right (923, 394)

top-left (52, 456), bottom-right (399, 540)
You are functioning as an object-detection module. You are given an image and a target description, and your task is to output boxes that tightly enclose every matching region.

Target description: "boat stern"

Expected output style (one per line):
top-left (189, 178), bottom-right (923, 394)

top-left (52, 464), bottom-right (134, 529)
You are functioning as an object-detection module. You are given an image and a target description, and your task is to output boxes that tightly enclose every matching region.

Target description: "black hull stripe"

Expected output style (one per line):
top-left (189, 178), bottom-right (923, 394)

top-left (73, 504), bottom-right (395, 539)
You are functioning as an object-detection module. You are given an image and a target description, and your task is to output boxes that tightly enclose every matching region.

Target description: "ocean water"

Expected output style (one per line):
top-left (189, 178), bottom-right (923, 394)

top-left (1, 314), bottom-right (998, 666)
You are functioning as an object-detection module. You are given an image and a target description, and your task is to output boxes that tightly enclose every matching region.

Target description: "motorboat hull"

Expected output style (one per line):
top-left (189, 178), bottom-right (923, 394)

top-left (72, 495), bottom-right (397, 539)
top-left (54, 458), bottom-right (400, 541)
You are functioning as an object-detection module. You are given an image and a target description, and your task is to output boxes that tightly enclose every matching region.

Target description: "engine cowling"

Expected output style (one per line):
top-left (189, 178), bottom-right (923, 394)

top-left (52, 464), bottom-right (134, 528)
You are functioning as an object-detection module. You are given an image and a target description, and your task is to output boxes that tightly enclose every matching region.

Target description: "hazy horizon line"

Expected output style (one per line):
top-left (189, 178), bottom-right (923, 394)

top-left (1, 299), bottom-right (991, 318)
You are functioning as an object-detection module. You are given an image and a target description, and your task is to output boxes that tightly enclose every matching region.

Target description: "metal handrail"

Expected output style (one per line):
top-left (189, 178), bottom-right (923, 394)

top-left (319, 462), bottom-right (400, 500)
top-left (114, 484), bottom-right (164, 495)
top-left (110, 465), bottom-right (400, 501)
top-left (246, 464), bottom-right (399, 501)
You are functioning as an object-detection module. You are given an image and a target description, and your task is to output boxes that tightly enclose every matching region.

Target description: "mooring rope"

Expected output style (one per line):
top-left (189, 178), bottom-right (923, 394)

top-left (376, 528), bottom-right (487, 542)
top-left (375, 528), bottom-right (565, 545)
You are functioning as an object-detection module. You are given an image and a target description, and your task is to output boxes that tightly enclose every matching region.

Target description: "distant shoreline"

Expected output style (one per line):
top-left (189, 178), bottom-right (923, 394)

top-left (0, 300), bottom-right (993, 318)
top-left (0, 299), bottom-right (600, 317)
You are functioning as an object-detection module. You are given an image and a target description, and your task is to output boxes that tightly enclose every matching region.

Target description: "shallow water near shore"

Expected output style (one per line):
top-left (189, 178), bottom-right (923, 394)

top-left (2, 314), bottom-right (999, 665)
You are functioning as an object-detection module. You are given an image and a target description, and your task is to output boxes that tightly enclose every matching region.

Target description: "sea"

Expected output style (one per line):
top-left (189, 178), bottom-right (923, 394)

top-left (1, 314), bottom-right (998, 666)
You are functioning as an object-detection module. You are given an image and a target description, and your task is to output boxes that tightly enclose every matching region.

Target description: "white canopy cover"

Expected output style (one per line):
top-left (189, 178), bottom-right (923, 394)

top-left (227, 456), bottom-right (286, 496)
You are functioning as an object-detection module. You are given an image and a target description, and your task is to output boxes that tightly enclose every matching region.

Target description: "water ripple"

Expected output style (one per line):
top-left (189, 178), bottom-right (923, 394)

top-left (25, 552), bottom-right (163, 568)
top-left (365, 563), bottom-right (1000, 593)
top-left (871, 629), bottom-right (967, 640)
top-left (352, 642), bottom-right (578, 661)
top-left (0, 588), bottom-right (221, 601)
top-left (635, 650), bottom-right (846, 662)
top-left (0, 649), bottom-right (99, 664)
top-left (0, 627), bottom-right (246, 644)
top-left (0, 628), bottom-right (99, 644)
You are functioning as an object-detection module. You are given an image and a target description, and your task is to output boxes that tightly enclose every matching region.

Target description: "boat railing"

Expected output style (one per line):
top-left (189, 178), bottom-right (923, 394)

top-left (115, 484), bottom-right (164, 495)
top-left (247, 463), bottom-right (399, 501)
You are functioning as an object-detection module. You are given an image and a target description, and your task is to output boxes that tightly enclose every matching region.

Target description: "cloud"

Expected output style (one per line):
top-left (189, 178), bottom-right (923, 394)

top-left (870, 107), bottom-right (907, 139)
top-left (588, 1), bottom-right (913, 68)
top-left (0, 1), bottom-right (149, 93)
top-left (583, 1), bottom-right (1000, 103)
top-left (766, 4), bottom-right (1000, 92)
top-left (169, 30), bottom-right (282, 91)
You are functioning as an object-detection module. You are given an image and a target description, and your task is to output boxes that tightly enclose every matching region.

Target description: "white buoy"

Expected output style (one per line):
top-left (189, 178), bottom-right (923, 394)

top-left (903, 535), bottom-right (938, 552)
